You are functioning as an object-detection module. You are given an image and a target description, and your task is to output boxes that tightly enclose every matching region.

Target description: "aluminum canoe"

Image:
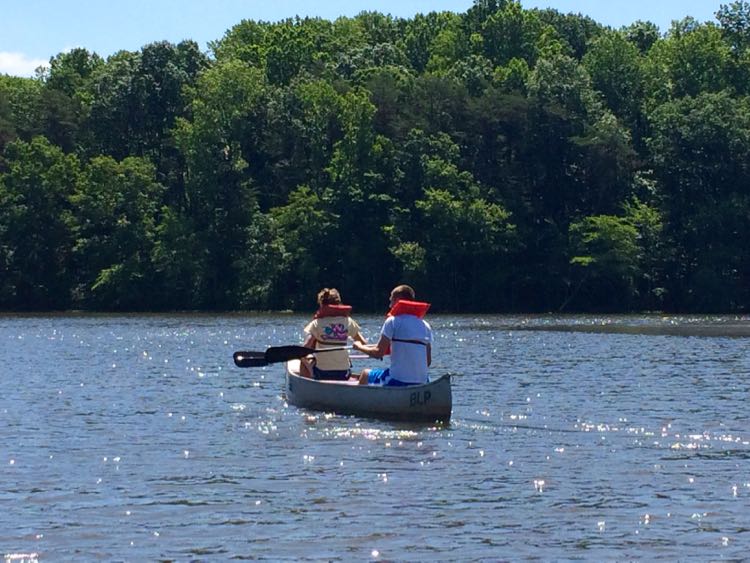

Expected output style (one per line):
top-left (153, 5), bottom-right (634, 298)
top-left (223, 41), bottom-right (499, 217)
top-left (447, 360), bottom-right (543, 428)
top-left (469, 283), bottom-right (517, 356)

top-left (284, 360), bottom-right (451, 422)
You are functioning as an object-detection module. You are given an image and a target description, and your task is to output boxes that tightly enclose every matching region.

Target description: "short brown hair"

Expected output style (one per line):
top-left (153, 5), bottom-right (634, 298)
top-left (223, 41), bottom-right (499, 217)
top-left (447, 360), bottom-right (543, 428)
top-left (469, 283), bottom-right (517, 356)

top-left (390, 284), bottom-right (415, 301)
top-left (317, 288), bottom-right (342, 306)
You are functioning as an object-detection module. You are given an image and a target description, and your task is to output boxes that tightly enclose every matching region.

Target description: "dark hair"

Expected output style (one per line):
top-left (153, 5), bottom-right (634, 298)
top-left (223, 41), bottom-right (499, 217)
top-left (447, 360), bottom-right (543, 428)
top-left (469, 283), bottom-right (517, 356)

top-left (391, 284), bottom-right (415, 301)
top-left (317, 288), bottom-right (342, 306)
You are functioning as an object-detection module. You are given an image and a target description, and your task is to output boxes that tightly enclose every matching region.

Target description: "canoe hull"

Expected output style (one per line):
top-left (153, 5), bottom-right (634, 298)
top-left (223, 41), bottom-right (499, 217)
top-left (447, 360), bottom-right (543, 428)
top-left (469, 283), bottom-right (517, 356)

top-left (284, 361), bottom-right (451, 422)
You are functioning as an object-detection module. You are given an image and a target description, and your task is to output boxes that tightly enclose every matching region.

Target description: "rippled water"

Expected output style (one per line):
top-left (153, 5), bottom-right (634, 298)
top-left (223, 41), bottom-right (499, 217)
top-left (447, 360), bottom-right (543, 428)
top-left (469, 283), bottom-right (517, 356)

top-left (1, 313), bottom-right (749, 561)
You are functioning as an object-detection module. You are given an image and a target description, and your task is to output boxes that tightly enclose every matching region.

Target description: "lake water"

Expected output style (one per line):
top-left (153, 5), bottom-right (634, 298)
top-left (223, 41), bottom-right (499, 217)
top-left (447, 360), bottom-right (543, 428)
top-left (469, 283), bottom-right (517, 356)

top-left (1, 313), bottom-right (749, 561)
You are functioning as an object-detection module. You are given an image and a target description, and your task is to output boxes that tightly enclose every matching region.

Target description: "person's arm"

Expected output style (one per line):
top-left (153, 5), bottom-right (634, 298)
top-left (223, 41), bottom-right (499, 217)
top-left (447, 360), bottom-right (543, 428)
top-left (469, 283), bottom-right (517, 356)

top-left (302, 319), bottom-right (320, 349)
top-left (303, 333), bottom-right (316, 348)
top-left (353, 334), bottom-right (389, 359)
top-left (349, 319), bottom-right (367, 345)
top-left (426, 343), bottom-right (432, 367)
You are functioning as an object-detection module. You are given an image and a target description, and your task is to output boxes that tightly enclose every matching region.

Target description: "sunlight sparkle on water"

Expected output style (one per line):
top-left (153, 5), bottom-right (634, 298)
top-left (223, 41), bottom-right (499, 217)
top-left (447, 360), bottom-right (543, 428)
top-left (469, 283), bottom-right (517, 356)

top-left (4, 553), bottom-right (39, 563)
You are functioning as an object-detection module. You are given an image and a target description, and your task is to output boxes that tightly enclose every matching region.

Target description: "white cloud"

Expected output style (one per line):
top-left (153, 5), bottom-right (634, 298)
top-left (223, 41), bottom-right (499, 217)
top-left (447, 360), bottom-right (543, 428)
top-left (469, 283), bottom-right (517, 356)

top-left (0, 52), bottom-right (48, 77)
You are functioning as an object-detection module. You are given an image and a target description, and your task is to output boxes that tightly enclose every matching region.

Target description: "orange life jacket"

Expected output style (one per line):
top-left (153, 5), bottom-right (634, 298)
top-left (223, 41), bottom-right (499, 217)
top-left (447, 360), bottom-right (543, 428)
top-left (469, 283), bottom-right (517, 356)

top-left (386, 299), bottom-right (430, 318)
top-left (313, 304), bottom-right (353, 319)
top-left (383, 300), bottom-right (430, 355)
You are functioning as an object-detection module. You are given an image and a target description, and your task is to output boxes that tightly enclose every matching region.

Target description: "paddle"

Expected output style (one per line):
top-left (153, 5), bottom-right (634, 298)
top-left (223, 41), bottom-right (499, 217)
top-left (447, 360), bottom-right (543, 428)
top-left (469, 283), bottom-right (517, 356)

top-left (232, 350), bottom-right (269, 368)
top-left (233, 345), bottom-right (350, 368)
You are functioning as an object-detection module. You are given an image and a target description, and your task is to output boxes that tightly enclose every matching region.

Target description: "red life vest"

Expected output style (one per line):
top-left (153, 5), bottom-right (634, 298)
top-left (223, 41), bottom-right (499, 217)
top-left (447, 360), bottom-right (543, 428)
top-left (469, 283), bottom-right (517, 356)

top-left (383, 300), bottom-right (430, 355)
top-left (386, 299), bottom-right (430, 318)
top-left (313, 304), bottom-right (353, 319)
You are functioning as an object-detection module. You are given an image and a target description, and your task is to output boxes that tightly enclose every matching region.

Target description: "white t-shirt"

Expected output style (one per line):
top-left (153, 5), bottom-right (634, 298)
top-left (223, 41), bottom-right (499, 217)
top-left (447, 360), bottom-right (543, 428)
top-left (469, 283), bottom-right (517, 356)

top-left (382, 314), bottom-right (433, 384)
top-left (304, 316), bottom-right (361, 371)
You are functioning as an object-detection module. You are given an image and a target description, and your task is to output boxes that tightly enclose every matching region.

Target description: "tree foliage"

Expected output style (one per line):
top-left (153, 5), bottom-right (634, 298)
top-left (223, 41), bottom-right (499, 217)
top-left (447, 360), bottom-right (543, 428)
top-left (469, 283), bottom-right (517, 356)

top-left (1, 7), bottom-right (749, 312)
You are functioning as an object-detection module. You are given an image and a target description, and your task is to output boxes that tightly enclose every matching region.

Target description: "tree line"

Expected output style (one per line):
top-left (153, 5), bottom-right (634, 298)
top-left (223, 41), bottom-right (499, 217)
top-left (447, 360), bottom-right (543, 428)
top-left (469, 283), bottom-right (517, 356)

top-left (1, 0), bottom-right (749, 313)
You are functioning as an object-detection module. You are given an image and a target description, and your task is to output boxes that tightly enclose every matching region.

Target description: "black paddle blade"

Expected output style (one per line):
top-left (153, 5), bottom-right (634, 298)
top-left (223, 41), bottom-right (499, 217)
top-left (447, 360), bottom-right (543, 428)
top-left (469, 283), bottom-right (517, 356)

top-left (234, 345), bottom-right (351, 367)
top-left (233, 351), bottom-right (269, 368)
top-left (264, 345), bottom-right (317, 364)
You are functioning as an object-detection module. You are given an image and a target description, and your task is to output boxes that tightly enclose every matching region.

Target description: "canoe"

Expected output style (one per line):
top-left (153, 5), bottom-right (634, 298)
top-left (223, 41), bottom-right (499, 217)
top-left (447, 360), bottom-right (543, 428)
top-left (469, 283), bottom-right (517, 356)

top-left (284, 360), bottom-right (452, 423)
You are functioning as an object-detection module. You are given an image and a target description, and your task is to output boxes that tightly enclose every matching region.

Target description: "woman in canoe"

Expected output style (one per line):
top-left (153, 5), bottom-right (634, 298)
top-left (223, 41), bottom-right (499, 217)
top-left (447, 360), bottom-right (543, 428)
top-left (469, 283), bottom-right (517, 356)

top-left (300, 288), bottom-right (366, 381)
top-left (353, 284), bottom-right (432, 386)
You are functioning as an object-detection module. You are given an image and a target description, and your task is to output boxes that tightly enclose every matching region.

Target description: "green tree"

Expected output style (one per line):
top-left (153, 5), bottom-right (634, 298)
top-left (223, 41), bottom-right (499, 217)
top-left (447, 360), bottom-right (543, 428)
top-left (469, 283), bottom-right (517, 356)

top-left (648, 91), bottom-right (750, 310)
top-left (34, 48), bottom-right (104, 153)
top-left (323, 88), bottom-right (395, 305)
top-left (70, 156), bottom-right (165, 309)
top-left (270, 185), bottom-right (338, 307)
top-left (86, 41), bottom-right (207, 161)
top-left (623, 20), bottom-right (661, 54)
top-left (572, 112), bottom-right (638, 216)
top-left (0, 137), bottom-right (79, 309)
top-left (583, 31), bottom-right (645, 128)
top-left (45, 48), bottom-right (103, 98)
top-left (401, 12), bottom-right (460, 73)
top-left (365, 67), bottom-right (416, 138)
top-left (644, 22), bottom-right (733, 106)
top-left (0, 75), bottom-right (43, 146)
top-left (336, 42), bottom-right (411, 82)
top-left (623, 195), bottom-right (666, 308)
top-left (0, 87), bottom-right (17, 154)
top-left (534, 9), bottom-right (605, 60)
top-left (481, 1), bottom-right (562, 67)
top-left (150, 206), bottom-right (203, 308)
top-left (566, 214), bottom-right (641, 310)
top-left (174, 60), bottom-right (279, 308)
top-left (238, 78), bottom-right (345, 213)
top-left (85, 49), bottom-right (141, 159)
top-left (411, 188), bottom-right (516, 310)
top-left (425, 14), bottom-right (470, 73)
top-left (716, 2), bottom-right (750, 95)
top-left (716, 1), bottom-right (750, 52)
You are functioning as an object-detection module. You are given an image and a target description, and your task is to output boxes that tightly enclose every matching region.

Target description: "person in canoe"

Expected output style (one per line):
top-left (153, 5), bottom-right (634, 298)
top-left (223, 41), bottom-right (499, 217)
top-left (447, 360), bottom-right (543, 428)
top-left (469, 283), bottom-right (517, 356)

top-left (300, 288), bottom-right (367, 381)
top-left (353, 284), bottom-right (432, 386)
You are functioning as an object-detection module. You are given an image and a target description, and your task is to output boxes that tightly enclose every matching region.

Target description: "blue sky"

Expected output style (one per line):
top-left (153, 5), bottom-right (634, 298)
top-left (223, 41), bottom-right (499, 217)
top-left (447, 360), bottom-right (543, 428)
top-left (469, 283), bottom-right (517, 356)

top-left (1, 0), bottom-right (725, 77)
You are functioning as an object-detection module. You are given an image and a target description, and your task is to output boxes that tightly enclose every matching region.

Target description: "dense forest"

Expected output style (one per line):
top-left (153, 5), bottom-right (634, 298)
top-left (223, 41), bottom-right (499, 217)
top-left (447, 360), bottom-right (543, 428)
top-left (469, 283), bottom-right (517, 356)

top-left (1, 0), bottom-right (749, 313)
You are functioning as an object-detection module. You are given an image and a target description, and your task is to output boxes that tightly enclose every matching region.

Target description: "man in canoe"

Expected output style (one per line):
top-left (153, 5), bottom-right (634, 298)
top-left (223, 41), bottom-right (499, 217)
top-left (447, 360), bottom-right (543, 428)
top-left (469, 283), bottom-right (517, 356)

top-left (300, 288), bottom-right (367, 380)
top-left (353, 284), bottom-right (432, 386)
